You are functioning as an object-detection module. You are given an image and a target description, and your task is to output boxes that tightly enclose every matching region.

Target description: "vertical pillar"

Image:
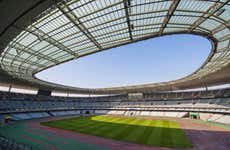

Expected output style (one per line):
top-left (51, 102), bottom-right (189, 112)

top-left (205, 85), bottom-right (208, 91)
top-left (8, 84), bottom-right (12, 93)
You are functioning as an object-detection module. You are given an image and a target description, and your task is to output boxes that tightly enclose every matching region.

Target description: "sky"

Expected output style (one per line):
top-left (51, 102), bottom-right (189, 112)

top-left (36, 34), bottom-right (211, 88)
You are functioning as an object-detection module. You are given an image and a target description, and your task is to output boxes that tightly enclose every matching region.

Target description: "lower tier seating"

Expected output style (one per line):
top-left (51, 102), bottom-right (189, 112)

top-left (0, 135), bottom-right (31, 150)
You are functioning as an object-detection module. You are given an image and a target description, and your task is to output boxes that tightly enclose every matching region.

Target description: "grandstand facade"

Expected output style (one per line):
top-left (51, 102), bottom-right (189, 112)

top-left (0, 0), bottom-right (229, 150)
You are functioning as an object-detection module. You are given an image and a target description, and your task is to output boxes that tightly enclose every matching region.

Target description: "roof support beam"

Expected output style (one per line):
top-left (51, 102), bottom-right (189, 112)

top-left (189, 1), bottom-right (228, 32)
top-left (218, 35), bottom-right (230, 42)
top-left (9, 42), bottom-right (59, 64)
top-left (9, 41), bottom-right (59, 75)
top-left (212, 19), bottom-right (230, 34)
top-left (26, 26), bottom-right (78, 57)
top-left (54, 0), bottom-right (102, 50)
top-left (3, 55), bottom-right (45, 68)
top-left (212, 25), bottom-right (226, 34)
top-left (123, 0), bottom-right (133, 41)
top-left (159, 0), bottom-right (180, 34)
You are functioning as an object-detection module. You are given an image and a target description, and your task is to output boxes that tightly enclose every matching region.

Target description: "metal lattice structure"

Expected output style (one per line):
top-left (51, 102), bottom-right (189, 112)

top-left (0, 0), bottom-right (229, 93)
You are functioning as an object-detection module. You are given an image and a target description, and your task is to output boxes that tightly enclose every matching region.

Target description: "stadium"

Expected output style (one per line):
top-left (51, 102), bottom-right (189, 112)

top-left (0, 0), bottom-right (230, 150)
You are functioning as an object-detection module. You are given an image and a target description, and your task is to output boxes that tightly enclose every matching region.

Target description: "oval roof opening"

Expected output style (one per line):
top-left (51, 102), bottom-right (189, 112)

top-left (36, 34), bottom-right (211, 88)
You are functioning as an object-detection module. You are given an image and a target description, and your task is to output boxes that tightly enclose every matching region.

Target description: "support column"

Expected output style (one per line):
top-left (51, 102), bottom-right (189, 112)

top-left (8, 84), bottom-right (12, 93)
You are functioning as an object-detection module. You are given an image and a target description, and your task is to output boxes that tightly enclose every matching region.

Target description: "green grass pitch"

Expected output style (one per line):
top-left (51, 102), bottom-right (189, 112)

top-left (41, 116), bottom-right (192, 148)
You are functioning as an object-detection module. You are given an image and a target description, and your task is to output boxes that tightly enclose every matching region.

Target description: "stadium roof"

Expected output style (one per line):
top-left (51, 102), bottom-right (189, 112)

top-left (0, 0), bottom-right (230, 94)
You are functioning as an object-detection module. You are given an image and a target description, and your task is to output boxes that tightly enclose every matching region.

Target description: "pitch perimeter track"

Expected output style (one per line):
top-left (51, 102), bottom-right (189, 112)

top-left (16, 115), bottom-right (230, 150)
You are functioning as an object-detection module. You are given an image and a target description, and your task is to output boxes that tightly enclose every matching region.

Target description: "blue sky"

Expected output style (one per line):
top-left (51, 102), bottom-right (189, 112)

top-left (36, 34), bottom-right (211, 88)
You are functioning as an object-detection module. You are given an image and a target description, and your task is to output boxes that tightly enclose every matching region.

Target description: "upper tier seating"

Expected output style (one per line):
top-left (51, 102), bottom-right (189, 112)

top-left (0, 88), bottom-right (229, 102)
top-left (0, 97), bottom-right (229, 115)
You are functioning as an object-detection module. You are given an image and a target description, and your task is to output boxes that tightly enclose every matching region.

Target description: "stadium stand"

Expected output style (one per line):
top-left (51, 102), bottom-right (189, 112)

top-left (0, 88), bottom-right (229, 124)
